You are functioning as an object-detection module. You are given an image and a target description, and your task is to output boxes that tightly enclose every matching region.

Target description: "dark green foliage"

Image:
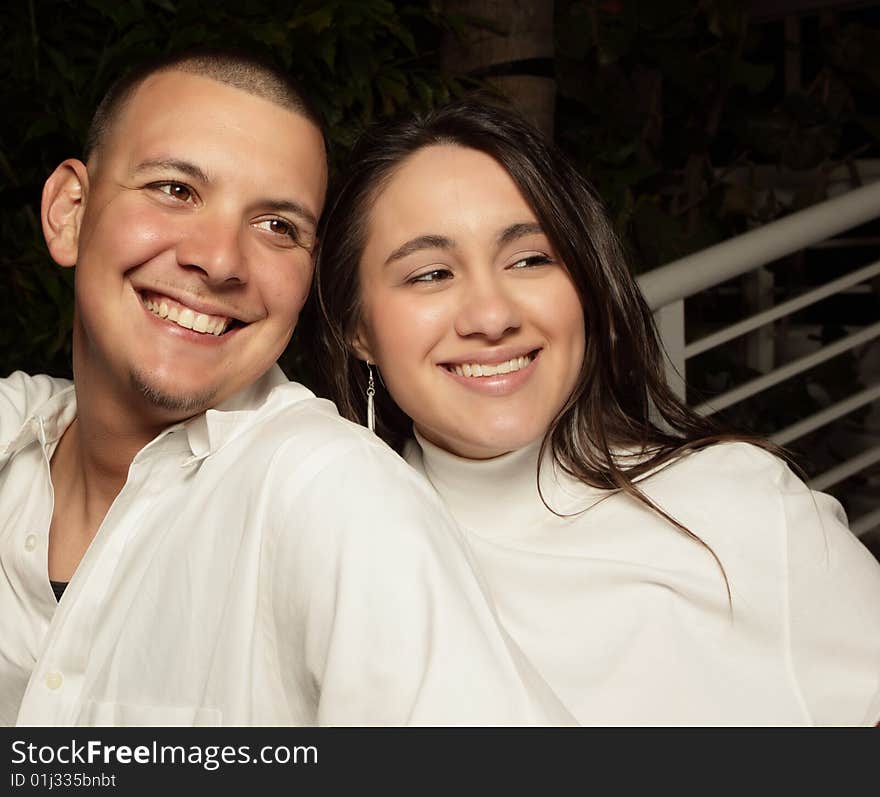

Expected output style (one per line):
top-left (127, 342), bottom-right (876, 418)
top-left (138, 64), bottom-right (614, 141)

top-left (555, 0), bottom-right (880, 271)
top-left (0, 0), bottom-right (456, 380)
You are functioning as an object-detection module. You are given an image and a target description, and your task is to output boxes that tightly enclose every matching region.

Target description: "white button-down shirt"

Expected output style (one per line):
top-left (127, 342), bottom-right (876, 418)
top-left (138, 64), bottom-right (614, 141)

top-left (0, 367), bottom-right (569, 726)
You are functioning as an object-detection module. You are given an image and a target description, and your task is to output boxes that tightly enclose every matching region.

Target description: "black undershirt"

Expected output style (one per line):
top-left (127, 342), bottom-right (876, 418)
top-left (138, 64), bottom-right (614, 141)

top-left (50, 580), bottom-right (68, 602)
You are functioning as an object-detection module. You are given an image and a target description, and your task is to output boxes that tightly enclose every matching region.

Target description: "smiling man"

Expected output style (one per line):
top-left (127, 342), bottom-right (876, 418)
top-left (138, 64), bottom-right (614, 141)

top-left (0, 50), bottom-right (569, 726)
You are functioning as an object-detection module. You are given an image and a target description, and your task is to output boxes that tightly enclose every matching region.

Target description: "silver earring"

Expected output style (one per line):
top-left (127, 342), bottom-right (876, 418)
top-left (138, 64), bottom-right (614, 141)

top-left (366, 362), bottom-right (376, 434)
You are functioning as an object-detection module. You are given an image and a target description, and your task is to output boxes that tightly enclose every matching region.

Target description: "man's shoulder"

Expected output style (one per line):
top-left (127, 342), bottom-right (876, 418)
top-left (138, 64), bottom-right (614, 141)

top-left (251, 394), bottom-right (441, 505)
top-left (232, 385), bottom-right (406, 467)
top-left (0, 371), bottom-right (73, 438)
top-left (269, 395), bottom-right (414, 471)
top-left (261, 404), bottom-right (464, 569)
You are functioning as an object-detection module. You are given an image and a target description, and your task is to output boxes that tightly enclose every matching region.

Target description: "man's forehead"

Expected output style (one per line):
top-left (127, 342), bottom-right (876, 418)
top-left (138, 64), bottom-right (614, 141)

top-left (90, 70), bottom-right (327, 218)
top-left (116, 70), bottom-right (303, 132)
top-left (97, 70), bottom-right (327, 187)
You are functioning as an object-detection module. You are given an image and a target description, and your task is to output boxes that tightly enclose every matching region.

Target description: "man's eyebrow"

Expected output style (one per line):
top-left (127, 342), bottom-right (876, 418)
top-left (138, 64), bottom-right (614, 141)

top-left (497, 222), bottom-right (544, 246)
top-left (385, 234), bottom-right (455, 266)
top-left (132, 159), bottom-right (318, 228)
top-left (259, 199), bottom-right (318, 229)
top-left (132, 158), bottom-right (210, 184)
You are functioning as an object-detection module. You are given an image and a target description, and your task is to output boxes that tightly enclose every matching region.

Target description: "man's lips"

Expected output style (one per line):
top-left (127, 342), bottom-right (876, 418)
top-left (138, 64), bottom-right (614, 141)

top-left (138, 290), bottom-right (245, 336)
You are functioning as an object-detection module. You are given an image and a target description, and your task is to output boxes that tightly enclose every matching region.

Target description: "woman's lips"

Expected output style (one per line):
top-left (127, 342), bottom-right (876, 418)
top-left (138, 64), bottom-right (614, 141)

top-left (440, 350), bottom-right (541, 394)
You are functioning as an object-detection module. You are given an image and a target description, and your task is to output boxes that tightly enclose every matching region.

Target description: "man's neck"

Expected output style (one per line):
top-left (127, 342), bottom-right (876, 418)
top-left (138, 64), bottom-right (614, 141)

top-left (46, 379), bottom-right (181, 582)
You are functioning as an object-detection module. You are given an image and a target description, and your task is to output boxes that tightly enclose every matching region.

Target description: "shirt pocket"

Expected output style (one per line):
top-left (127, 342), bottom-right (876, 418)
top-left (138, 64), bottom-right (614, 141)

top-left (78, 699), bottom-right (223, 726)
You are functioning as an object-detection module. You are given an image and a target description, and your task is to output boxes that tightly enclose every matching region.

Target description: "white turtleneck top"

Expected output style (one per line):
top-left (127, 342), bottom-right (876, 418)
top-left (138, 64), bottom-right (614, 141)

top-left (404, 434), bottom-right (880, 726)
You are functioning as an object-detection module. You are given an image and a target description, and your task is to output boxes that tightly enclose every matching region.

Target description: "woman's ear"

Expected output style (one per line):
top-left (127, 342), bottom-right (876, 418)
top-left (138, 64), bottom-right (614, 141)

top-left (41, 159), bottom-right (89, 268)
top-left (350, 323), bottom-right (376, 364)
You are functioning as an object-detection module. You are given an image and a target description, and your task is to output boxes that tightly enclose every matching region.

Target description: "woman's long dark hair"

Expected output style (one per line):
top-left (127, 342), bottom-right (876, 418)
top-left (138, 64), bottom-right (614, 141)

top-left (305, 97), bottom-right (777, 599)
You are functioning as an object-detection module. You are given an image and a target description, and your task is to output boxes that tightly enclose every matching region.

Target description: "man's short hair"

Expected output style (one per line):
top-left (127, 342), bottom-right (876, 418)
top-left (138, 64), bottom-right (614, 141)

top-left (84, 48), bottom-right (326, 160)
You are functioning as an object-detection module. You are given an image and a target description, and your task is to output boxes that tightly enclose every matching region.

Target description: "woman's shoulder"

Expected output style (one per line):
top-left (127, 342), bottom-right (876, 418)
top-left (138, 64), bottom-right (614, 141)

top-left (649, 440), bottom-right (788, 481)
top-left (638, 441), bottom-right (796, 503)
top-left (633, 441), bottom-right (847, 539)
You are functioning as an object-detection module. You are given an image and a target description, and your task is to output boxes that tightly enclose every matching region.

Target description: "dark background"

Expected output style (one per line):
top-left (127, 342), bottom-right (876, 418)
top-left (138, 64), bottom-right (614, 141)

top-left (2, 1), bottom-right (878, 374)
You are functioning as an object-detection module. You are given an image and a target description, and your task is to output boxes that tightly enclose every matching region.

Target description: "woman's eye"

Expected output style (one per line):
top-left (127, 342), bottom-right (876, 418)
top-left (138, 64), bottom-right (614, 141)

top-left (510, 254), bottom-right (552, 269)
top-left (409, 268), bottom-right (452, 284)
top-left (155, 182), bottom-right (195, 203)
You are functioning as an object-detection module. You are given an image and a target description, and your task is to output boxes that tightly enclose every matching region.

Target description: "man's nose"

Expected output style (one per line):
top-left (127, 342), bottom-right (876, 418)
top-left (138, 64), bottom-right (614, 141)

top-left (453, 273), bottom-right (521, 341)
top-left (176, 211), bottom-right (248, 285)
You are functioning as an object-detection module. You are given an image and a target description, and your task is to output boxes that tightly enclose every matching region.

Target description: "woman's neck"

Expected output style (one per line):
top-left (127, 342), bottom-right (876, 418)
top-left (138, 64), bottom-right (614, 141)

top-left (409, 429), bottom-right (599, 538)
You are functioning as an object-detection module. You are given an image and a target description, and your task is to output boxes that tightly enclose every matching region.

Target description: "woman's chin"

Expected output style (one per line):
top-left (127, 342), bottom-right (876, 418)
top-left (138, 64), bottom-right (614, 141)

top-left (418, 422), bottom-right (546, 461)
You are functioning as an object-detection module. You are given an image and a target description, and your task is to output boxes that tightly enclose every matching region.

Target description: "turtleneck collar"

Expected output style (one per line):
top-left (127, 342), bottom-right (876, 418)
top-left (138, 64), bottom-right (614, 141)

top-left (407, 428), bottom-right (603, 540)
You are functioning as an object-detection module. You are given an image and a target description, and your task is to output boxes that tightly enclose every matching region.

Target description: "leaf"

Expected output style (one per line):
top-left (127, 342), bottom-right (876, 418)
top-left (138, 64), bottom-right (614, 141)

top-left (316, 34), bottom-right (337, 70)
top-left (23, 115), bottom-right (59, 142)
top-left (289, 6), bottom-right (335, 33)
top-left (410, 75), bottom-right (434, 109)
top-left (376, 72), bottom-right (409, 112)
top-left (147, 0), bottom-right (177, 13)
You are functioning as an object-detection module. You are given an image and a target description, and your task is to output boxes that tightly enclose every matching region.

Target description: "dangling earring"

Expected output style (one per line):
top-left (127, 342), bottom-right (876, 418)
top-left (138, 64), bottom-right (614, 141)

top-left (366, 361), bottom-right (376, 434)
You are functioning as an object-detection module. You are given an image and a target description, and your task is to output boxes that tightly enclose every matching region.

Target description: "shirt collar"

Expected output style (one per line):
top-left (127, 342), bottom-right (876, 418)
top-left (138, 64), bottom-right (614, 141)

top-left (408, 428), bottom-right (600, 536)
top-left (2, 365), bottom-right (305, 463)
top-left (181, 365), bottom-right (307, 460)
top-left (2, 384), bottom-right (77, 458)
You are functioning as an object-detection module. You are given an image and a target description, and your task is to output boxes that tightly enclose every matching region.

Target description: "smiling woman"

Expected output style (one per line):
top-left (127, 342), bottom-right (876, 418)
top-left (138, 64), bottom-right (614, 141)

top-left (351, 144), bottom-right (585, 460)
top-left (307, 98), bottom-right (880, 726)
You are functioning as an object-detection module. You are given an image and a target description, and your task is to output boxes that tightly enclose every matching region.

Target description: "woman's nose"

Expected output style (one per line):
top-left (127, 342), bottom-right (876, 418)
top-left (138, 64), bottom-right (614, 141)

top-left (453, 274), bottom-right (521, 340)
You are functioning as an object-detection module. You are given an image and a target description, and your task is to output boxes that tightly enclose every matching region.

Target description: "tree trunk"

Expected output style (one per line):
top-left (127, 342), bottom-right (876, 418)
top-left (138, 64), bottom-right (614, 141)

top-left (440, 0), bottom-right (556, 139)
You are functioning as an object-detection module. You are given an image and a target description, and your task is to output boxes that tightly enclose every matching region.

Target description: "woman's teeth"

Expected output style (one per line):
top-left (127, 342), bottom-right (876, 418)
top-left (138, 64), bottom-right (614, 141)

top-left (144, 297), bottom-right (230, 336)
top-left (449, 354), bottom-right (534, 378)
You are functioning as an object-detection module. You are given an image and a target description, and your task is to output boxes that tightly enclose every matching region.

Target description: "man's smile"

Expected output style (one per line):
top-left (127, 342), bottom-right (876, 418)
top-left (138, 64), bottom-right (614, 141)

top-left (139, 289), bottom-right (243, 336)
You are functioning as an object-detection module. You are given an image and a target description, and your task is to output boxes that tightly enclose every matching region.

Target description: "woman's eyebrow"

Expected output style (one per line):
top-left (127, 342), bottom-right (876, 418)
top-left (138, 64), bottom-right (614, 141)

top-left (497, 222), bottom-right (543, 246)
top-left (385, 234), bottom-right (454, 266)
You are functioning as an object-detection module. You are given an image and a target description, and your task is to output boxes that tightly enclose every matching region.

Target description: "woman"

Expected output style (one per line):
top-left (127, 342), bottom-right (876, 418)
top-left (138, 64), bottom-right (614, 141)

top-left (306, 98), bottom-right (880, 725)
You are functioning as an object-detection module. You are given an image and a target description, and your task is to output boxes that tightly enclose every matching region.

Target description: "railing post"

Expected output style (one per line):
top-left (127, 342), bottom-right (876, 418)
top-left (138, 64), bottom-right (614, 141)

top-left (653, 299), bottom-right (686, 400)
top-left (744, 266), bottom-right (776, 374)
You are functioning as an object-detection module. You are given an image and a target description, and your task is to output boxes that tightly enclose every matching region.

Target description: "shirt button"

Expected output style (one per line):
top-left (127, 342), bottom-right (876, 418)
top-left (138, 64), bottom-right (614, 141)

top-left (24, 534), bottom-right (37, 552)
top-left (45, 671), bottom-right (63, 690)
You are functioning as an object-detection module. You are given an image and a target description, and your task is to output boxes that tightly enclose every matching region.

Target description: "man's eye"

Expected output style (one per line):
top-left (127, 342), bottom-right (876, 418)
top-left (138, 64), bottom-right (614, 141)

top-left (409, 268), bottom-right (452, 284)
top-left (255, 218), bottom-right (301, 244)
top-left (155, 183), bottom-right (194, 202)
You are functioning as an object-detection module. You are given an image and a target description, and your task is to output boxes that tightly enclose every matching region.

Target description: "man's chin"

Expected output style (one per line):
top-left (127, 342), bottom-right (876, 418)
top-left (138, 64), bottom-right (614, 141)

top-left (130, 370), bottom-right (218, 419)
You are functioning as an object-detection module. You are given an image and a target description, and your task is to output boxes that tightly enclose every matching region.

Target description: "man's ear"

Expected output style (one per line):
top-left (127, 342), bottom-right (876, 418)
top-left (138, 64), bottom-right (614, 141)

top-left (41, 159), bottom-right (89, 267)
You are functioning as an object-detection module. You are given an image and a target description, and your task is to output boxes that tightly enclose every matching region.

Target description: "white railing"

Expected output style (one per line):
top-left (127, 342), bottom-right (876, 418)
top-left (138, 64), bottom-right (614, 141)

top-left (638, 179), bottom-right (880, 538)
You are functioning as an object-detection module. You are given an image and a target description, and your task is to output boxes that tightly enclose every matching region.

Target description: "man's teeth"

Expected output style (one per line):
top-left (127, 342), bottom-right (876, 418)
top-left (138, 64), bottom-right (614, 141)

top-left (450, 355), bottom-right (533, 378)
top-left (144, 298), bottom-right (229, 336)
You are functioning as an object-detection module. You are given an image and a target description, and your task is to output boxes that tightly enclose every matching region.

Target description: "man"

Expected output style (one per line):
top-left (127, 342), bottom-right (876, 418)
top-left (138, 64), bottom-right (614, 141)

top-left (0, 50), bottom-right (569, 726)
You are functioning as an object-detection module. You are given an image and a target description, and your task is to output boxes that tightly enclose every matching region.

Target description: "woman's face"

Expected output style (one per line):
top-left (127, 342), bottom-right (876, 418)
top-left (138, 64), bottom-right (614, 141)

top-left (354, 145), bottom-right (586, 459)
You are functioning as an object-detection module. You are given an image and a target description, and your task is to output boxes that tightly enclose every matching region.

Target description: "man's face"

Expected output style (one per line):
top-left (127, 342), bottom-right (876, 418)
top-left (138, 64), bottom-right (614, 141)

top-left (66, 70), bottom-right (326, 421)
